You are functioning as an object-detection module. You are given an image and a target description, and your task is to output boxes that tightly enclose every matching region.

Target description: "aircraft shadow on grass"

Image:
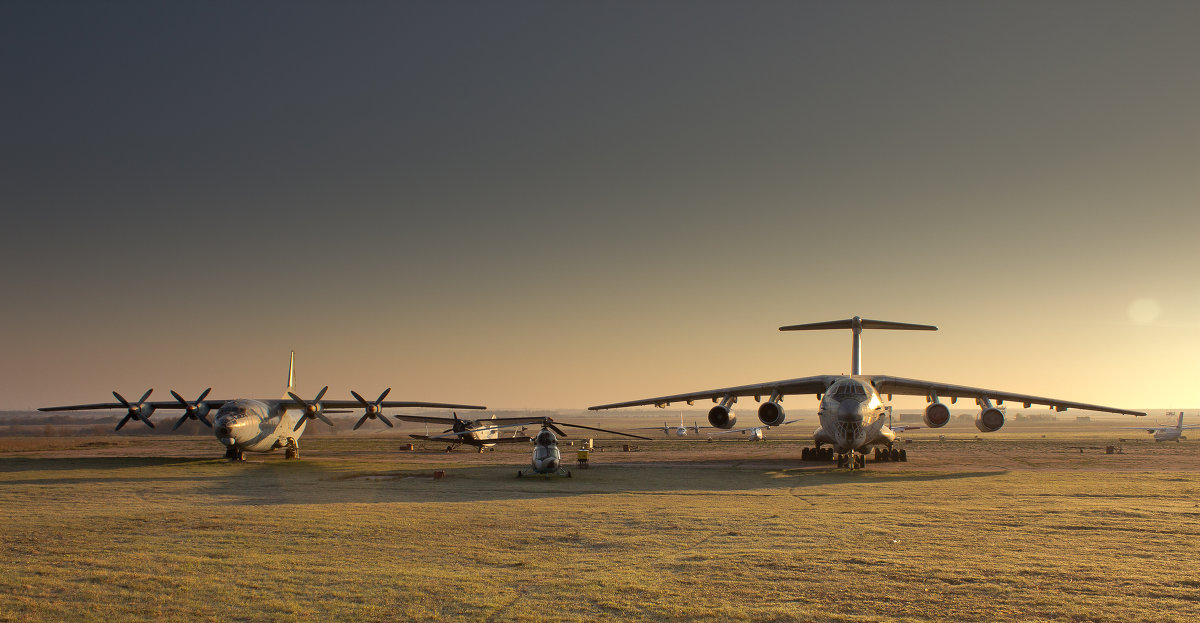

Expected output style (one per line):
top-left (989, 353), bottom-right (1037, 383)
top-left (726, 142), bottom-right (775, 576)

top-left (192, 461), bottom-right (1010, 507)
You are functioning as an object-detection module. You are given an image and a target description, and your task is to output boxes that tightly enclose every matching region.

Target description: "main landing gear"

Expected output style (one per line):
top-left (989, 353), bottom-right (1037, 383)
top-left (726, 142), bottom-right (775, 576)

top-left (801, 447), bottom-right (834, 462)
top-left (872, 446), bottom-right (907, 462)
top-left (224, 446), bottom-right (245, 461)
top-left (284, 437), bottom-right (300, 460)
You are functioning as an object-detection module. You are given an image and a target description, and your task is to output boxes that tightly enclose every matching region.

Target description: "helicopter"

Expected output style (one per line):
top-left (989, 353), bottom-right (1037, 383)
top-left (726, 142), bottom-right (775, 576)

top-left (514, 417), bottom-right (649, 478)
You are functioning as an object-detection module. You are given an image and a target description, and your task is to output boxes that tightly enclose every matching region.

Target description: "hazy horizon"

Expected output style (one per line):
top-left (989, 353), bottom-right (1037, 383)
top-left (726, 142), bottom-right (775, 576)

top-left (3, 2), bottom-right (1198, 411)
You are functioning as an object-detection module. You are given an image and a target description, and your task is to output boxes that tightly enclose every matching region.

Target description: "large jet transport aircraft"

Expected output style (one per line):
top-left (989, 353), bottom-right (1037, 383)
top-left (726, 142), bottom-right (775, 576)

top-left (39, 353), bottom-right (485, 460)
top-left (590, 317), bottom-right (1145, 469)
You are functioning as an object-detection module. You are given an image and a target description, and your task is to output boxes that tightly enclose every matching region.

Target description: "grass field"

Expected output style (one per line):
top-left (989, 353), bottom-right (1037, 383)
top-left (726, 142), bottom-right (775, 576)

top-left (2, 432), bottom-right (1199, 622)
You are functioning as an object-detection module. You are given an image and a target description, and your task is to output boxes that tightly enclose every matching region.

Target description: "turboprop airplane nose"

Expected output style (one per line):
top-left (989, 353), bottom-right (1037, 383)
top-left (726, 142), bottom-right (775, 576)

top-left (214, 416), bottom-right (249, 445)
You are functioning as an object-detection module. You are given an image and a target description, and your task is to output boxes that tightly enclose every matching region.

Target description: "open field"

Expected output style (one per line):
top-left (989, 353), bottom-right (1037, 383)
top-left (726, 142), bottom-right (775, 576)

top-left (2, 430), bottom-right (1199, 622)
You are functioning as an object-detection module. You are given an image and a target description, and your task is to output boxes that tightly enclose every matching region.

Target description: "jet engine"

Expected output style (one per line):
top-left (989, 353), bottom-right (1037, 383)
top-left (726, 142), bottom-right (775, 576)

top-left (758, 402), bottom-right (786, 427)
top-left (975, 407), bottom-right (1005, 433)
top-left (923, 402), bottom-right (951, 428)
top-left (708, 405), bottom-right (737, 429)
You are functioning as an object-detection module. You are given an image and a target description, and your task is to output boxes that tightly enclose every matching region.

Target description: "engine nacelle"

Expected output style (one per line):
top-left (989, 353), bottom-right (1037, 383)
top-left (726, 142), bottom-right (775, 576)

top-left (708, 405), bottom-right (737, 429)
top-left (923, 402), bottom-right (951, 428)
top-left (757, 402), bottom-right (786, 427)
top-left (975, 407), bottom-right (1005, 432)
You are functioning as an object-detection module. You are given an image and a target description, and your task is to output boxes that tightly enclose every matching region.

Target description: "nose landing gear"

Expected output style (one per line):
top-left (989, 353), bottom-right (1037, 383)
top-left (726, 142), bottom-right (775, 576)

top-left (224, 446), bottom-right (245, 461)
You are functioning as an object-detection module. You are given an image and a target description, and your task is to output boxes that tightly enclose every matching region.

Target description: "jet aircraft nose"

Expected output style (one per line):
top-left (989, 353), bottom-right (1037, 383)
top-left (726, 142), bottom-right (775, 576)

top-left (837, 399), bottom-right (864, 423)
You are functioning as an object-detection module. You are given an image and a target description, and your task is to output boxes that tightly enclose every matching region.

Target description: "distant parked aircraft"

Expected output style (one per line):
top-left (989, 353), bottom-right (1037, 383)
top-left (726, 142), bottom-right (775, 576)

top-left (1118, 412), bottom-right (1196, 442)
top-left (639, 412), bottom-right (707, 437)
top-left (708, 418), bottom-right (801, 441)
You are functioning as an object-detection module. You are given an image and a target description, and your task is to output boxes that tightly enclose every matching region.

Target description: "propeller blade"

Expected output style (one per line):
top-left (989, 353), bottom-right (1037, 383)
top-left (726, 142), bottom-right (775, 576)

top-left (293, 418), bottom-right (306, 431)
top-left (376, 388), bottom-right (391, 403)
top-left (317, 413), bottom-right (334, 427)
top-left (555, 421), bottom-right (652, 440)
top-left (113, 391), bottom-right (131, 408)
top-left (115, 415), bottom-right (132, 431)
top-left (350, 390), bottom-right (367, 406)
top-left (170, 390), bottom-right (188, 406)
top-left (314, 386), bottom-right (328, 401)
top-left (354, 414), bottom-right (369, 430)
top-left (137, 389), bottom-right (153, 405)
top-left (140, 416), bottom-right (156, 428)
top-left (198, 413), bottom-right (213, 428)
top-left (197, 388), bottom-right (212, 402)
top-left (287, 391), bottom-right (305, 405)
top-left (172, 414), bottom-right (189, 431)
top-left (380, 415), bottom-right (394, 428)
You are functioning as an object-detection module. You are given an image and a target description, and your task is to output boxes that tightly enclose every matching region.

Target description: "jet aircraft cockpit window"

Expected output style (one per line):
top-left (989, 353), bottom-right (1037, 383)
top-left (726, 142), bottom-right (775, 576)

top-left (831, 382), bottom-right (866, 399)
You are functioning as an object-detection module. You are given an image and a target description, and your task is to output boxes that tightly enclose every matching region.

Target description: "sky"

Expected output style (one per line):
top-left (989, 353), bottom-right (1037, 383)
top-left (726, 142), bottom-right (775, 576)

top-left (2, 1), bottom-right (1198, 411)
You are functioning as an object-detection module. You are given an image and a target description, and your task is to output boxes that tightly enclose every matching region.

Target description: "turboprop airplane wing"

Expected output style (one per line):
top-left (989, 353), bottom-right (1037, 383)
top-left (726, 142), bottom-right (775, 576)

top-left (870, 376), bottom-right (1145, 416)
top-left (589, 376), bottom-right (837, 410)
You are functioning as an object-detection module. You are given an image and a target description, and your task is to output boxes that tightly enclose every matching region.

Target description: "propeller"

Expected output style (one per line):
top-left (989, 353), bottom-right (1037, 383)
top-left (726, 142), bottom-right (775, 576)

top-left (289, 386), bottom-right (334, 431)
top-left (351, 388), bottom-right (394, 430)
top-left (170, 388), bottom-right (214, 430)
top-left (113, 389), bottom-right (156, 431)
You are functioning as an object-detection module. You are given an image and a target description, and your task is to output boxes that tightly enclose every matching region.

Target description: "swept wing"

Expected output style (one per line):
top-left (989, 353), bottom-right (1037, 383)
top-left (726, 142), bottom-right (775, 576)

top-left (589, 376), bottom-right (837, 410)
top-left (871, 375), bottom-right (1144, 416)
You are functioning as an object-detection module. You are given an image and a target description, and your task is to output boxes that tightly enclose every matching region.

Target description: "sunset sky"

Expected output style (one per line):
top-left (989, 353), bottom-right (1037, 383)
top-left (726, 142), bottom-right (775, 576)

top-left (2, 2), bottom-right (1197, 412)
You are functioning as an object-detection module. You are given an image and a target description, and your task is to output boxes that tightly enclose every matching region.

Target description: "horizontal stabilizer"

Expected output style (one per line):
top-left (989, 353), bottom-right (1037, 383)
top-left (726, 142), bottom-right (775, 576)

top-left (779, 317), bottom-right (938, 332)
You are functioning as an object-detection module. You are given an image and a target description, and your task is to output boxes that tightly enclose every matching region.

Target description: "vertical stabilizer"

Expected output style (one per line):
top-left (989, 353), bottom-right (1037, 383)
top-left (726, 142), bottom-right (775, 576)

top-left (1178, 412), bottom-right (1185, 430)
top-left (286, 351), bottom-right (295, 393)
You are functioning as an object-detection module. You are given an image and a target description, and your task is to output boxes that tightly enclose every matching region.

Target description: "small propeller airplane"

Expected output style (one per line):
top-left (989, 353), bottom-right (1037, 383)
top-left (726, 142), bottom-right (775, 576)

top-left (396, 413), bottom-right (649, 455)
top-left (38, 353), bottom-right (485, 460)
top-left (639, 412), bottom-right (708, 437)
top-left (591, 317), bottom-right (1145, 469)
top-left (1117, 411), bottom-right (1196, 442)
top-left (707, 418), bottom-right (801, 441)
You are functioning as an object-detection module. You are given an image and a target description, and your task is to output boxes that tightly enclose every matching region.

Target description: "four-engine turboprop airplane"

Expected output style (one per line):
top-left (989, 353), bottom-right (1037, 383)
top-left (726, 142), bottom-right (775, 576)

top-left (1118, 411), bottom-right (1196, 442)
top-left (38, 353), bottom-right (486, 460)
top-left (590, 317), bottom-right (1145, 469)
top-left (640, 412), bottom-right (708, 437)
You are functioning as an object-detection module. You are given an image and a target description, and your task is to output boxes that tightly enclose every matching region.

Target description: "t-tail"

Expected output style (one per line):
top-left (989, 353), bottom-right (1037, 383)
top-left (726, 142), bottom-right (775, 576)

top-left (779, 316), bottom-right (938, 375)
top-left (1177, 412), bottom-right (1185, 430)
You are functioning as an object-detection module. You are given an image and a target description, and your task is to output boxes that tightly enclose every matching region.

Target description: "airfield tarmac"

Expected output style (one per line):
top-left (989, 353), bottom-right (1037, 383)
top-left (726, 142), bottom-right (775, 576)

top-left (2, 427), bottom-right (1198, 622)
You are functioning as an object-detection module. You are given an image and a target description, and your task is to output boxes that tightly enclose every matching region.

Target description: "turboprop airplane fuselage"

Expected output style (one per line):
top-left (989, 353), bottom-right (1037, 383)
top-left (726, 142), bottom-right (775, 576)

top-left (213, 399), bottom-right (307, 453)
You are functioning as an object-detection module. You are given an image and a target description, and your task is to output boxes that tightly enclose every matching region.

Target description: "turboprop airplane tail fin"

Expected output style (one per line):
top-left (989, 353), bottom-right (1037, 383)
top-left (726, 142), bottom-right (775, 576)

top-left (779, 316), bottom-right (937, 375)
top-left (284, 351), bottom-right (296, 398)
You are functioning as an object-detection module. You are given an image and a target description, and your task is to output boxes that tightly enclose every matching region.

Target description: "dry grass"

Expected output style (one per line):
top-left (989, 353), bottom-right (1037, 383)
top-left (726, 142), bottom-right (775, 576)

top-left (1, 432), bottom-right (1198, 622)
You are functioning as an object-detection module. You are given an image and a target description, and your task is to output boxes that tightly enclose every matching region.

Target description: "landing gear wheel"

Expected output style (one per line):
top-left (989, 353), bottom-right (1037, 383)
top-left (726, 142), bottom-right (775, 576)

top-left (889, 448), bottom-right (900, 462)
top-left (899, 449), bottom-right (907, 462)
top-left (566, 471), bottom-right (572, 478)
top-left (284, 437), bottom-right (299, 460)
top-left (446, 446), bottom-right (454, 453)
top-left (517, 471), bottom-right (523, 478)
top-left (855, 454), bottom-right (865, 469)
top-left (802, 447), bottom-right (810, 461)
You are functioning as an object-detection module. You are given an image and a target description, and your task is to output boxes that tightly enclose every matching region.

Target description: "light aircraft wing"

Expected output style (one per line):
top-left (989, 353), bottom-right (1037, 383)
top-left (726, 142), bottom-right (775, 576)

top-left (870, 375), bottom-right (1145, 416)
top-left (589, 375), bottom-right (837, 410)
top-left (393, 414), bottom-right (539, 425)
top-left (407, 433), bottom-right (532, 443)
top-left (708, 426), bottom-right (760, 436)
